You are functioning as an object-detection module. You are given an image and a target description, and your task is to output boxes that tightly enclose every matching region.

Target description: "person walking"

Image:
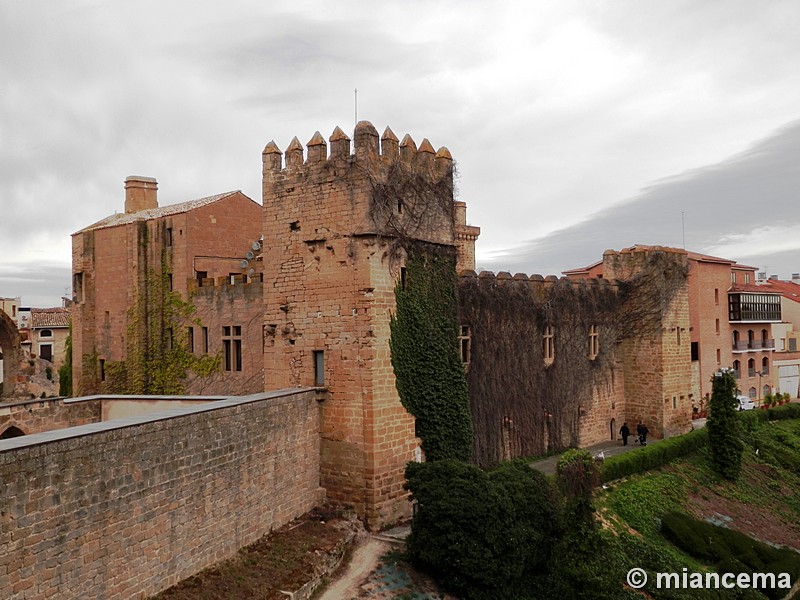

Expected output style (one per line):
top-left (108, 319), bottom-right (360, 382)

top-left (640, 422), bottom-right (649, 445)
top-left (620, 422), bottom-right (630, 446)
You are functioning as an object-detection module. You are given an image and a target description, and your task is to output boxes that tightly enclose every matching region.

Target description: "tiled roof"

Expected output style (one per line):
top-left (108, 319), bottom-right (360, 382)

top-left (75, 191), bottom-right (241, 234)
top-left (744, 279), bottom-right (800, 304)
top-left (31, 308), bottom-right (70, 328)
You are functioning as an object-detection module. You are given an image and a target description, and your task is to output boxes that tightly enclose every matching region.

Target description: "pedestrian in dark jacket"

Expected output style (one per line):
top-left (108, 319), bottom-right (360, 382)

top-left (620, 423), bottom-right (630, 446)
top-left (640, 423), bottom-right (649, 444)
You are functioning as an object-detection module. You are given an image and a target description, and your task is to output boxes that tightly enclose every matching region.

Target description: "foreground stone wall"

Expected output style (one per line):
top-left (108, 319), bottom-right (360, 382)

top-left (0, 388), bottom-right (323, 600)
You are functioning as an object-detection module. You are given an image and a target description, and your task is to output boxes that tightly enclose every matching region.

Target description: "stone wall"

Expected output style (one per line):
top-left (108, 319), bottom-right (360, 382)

top-left (603, 246), bottom-right (693, 438)
top-left (0, 388), bottom-right (323, 600)
top-left (261, 122), bottom-right (458, 528)
top-left (457, 271), bottom-right (625, 466)
top-left (0, 396), bottom-right (100, 437)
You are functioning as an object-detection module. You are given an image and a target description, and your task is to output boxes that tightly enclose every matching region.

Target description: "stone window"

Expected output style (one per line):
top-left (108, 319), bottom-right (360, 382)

top-left (715, 288), bottom-right (719, 305)
top-left (733, 360), bottom-right (741, 379)
top-left (39, 329), bottom-right (53, 338)
top-left (73, 272), bottom-right (84, 303)
top-left (99, 358), bottom-right (106, 382)
top-left (588, 325), bottom-right (599, 360)
top-left (188, 327), bottom-right (194, 354)
top-left (223, 325), bottom-right (242, 371)
top-left (715, 319), bottom-right (720, 335)
top-left (459, 325), bottom-right (471, 368)
top-left (166, 227), bottom-right (173, 247)
top-left (202, 326), bottom-right (209, 354)
top-left (543, 325), bottom-right (555, 366)
top-left (313, 350), bottom-right (325, 386)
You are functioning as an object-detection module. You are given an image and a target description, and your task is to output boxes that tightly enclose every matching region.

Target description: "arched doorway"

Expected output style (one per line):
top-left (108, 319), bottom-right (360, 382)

top-left (0, 310), bottom-right (21, 397)
top-left (610, 418), bottom-right (616, 440)
top-left (0, 425), bottom-right (25, 439)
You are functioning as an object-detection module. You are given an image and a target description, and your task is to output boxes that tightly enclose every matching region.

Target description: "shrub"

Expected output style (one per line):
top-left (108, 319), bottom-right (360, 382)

top-left (661, 512), bottom-right (800, 599)
top-left (707, 368), bottom-right (743, 480)
top-left (600, 428), bottom-right (708, 482)
top-left (405, 459), bottom-right (559, 599)
top-left (766, 402), bottom-right (800, 421)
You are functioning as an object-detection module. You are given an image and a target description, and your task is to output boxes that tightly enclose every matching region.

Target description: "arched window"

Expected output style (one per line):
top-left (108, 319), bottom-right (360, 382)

top-left (763, 385), bottom-right (771, 398)
top-left (762, 356), bottom-right (769, 375)
top-left (733, 360), bottom-right (741, 378)
top-left (748, 387), bottom-right (756, 399)
top-left (39, 329), bottom-right (53, 338)
top-left (748, 358), bottom-right (756, 377)
top-left (543, 325), bottom-right (555, 366)
top-left (732, 330), bottom-right (740, 350)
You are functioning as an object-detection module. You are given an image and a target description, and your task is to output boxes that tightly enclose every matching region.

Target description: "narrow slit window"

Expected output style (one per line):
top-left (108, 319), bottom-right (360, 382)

top-left (313, 350), bottom-right (325, 386)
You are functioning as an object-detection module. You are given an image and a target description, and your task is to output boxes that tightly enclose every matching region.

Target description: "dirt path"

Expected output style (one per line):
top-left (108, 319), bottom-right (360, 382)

top-left (317, 537), bottom-right (392, 600)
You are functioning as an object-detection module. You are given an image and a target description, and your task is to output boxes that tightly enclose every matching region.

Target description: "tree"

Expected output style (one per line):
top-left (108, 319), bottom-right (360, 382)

top-left (707, 368), bottom-right (743, 480)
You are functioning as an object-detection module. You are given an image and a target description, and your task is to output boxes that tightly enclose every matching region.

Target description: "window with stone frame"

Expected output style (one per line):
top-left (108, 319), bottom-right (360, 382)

top-left (223, 325), bottom-right (242, 371)
top-left (543, 325), bottom-right (555, 366)
top-left (733, 360), bottom-right (741, 379)
top-left (588, 325), bottom-right (599, 360)
top-left (459, 325), bottom-right (472, 369)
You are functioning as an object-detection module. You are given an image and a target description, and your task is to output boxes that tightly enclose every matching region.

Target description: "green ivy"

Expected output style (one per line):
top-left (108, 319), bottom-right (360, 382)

top-left (113, 251), bottom-right (220, 395)
top-left (389, 247), bottom-right (473, 462)
top-left (58, 322), bottom-right (72, 397)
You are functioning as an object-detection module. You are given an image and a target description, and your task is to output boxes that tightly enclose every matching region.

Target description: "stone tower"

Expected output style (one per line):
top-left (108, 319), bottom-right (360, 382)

top-left (261, 121), bottom-right (468, 528)
top-left (602, 245), bottom-right (693, 438)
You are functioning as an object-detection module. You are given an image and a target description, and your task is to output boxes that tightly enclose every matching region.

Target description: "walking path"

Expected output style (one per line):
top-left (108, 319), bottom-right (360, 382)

top-left (530, 419), bottom-right (707, 476)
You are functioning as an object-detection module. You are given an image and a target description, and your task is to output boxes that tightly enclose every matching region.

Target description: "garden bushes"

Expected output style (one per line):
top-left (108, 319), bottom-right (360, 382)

top-left (600, 428), bottom-right (708, 483)
top-left (660, 512), bottom-right (800, 600)
top-left (405, 459), bottom-right (560, 600)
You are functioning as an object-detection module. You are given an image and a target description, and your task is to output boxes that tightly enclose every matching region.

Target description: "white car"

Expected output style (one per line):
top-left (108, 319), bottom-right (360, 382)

top-left (737, 395), bottom-right (756, 411)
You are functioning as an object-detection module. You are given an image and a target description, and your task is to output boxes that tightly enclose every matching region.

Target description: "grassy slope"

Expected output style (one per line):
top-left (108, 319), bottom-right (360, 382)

top-left (591, 419), bottom-right (800, 599)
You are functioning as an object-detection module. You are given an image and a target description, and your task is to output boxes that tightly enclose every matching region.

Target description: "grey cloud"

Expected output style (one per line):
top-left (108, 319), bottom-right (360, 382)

top-left (481, 119), bottom-right (800, 277)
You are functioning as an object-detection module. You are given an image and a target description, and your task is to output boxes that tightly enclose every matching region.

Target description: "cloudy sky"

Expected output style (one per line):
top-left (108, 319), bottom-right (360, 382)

top-left (2, 1), bottom-right (799, 307)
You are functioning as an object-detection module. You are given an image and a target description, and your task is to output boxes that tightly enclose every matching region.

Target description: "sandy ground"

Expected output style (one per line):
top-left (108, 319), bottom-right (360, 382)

top-left (317, 537), bottom-right (392, 600)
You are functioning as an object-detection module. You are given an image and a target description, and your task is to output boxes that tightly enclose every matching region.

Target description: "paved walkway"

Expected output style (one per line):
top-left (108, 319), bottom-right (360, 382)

top-left (530, 419), bottom-right (707, 476)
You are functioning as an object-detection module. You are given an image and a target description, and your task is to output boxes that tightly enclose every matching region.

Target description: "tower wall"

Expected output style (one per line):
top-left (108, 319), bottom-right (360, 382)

top-left (262, 122), bottom-right (460, 528)
top-left (603, 246), bottom-right (693, 438)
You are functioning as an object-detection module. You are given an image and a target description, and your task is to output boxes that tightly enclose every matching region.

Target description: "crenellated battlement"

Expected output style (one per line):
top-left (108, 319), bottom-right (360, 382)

top-left (262, 121), bottom-right (454, 181)
top-left (186, 273), bottom-right (264, 292)
top-left (459, 269), bottom-right (619, 291)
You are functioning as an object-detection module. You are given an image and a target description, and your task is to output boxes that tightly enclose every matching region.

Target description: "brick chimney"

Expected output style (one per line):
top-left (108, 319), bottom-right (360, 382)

top-left (124, 176), bottom-right (158, 213)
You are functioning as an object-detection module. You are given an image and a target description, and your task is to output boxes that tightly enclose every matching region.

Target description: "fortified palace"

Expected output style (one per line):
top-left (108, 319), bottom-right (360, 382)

top-left (67, 121), bottom-right (693, 520)
top-left (3, 122), bottom-right (797, 598)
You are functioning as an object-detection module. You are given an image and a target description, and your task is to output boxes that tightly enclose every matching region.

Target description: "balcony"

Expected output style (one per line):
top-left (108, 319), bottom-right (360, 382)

top-left (732, 339), bottom-right (775, 353)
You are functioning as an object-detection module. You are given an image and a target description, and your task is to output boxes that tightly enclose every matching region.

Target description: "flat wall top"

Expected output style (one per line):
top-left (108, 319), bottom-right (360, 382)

top-left (0, 388), bottom-right (320, 453)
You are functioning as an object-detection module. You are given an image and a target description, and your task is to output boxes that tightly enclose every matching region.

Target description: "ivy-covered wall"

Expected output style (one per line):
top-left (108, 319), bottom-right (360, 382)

top-left (459, 248), bottom-right (690, 467)
top-left (459, 273), bottom-right (621, 467)
top-left (390, 246), bottom-right (473, 462)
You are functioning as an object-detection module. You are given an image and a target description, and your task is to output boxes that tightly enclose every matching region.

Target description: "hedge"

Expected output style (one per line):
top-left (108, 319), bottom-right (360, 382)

top-left (599, 428), bottom-right (708, 483)
top-left (600, 403), bottom-right (800, 483)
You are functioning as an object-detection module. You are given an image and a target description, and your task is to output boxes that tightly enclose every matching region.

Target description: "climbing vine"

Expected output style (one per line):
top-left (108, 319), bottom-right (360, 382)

top-left (389, 246), bottom-right (474, 462)
top-left (58, 322), bottom-right (73, 397)
top-left (460, 251), bottom-right (688, 467)
top-left (106, 250), bottom-right (220, 394)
